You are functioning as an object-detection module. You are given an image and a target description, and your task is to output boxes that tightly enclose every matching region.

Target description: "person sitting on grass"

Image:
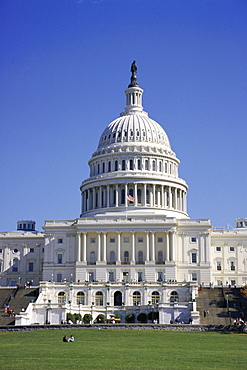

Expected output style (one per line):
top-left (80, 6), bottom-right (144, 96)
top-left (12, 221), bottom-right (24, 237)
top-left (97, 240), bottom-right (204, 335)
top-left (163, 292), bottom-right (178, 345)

top-left (68, 335), bottom-right (74, 342)
top-left (63, 335), bottom-right (68, 342)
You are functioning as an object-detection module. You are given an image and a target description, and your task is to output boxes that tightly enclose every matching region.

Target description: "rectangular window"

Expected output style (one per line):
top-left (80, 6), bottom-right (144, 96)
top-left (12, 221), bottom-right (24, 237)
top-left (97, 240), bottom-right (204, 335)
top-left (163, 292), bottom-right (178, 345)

top-left (29, 262), bottom-right (34, 272)
top-left (216, 247), bottom-right (221, 251)
top-left (191, 253), bottom-right (197, 263)
top-left (108, 272), bottom-right (114, 282)
top-left (124, 237), bottom-right (129, 243)
top-left (230, 262), bottom-right (235, 271)
top-left (58, 238), bottom-right (63, 244)
top-left (217, 262), bottom-right (221, 271)
top-left (231, 280), bottom-right (236, 286)
top-left (57, 273), bottom-right (62, 283)
top-left (192, 273), bottom-right (197, 281)
top-left (230, 247), bottom-right (235, 252)
top-left (110, 238), bottom-right (115, 243)
top-left (57, 254), bottom-right (63, 264)
top-left (138, 272), bottom-right (143, 282)
top-left (157, 238), bottom-right (163, 243)
top-left (157, 271), bottom-right (163, 281)
top-left (88, 272), bottom-right (94, 282)
top-left (42, 248), bottom-right (44, 253)
top-left (191, 237), bottom-right (197, 243)
top-left (138, 237), bottom-right (143, 243)
top-left (90, 238), bottom-right (96, 243)
top-left (0, 249), bottom-right (2, 253)
top-left (30, 248), bottom-right (34, 253)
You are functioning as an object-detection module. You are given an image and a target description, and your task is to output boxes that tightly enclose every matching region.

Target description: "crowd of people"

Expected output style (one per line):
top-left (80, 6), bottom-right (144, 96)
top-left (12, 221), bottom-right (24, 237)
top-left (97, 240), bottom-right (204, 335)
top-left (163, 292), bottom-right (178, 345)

top-left (4, 303), bottom-right (15, 317)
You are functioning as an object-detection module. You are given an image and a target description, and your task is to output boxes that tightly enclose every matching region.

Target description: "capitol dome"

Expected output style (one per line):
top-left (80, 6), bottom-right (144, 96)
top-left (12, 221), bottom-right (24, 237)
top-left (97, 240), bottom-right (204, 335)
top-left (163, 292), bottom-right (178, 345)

top-left (80, 62), bottom-right (188, 219)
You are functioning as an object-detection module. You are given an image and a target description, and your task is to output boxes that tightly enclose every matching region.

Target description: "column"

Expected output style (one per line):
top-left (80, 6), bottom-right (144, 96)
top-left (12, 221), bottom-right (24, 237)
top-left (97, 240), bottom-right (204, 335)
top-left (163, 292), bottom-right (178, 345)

top-left (97, 232), bottom-right (101, 262)
top-left (102, 232), bottom-right (107, 263)
top-left (76, 232), bottom-right (81, 262)
top-left (174, 189), bottom-right (177, 210)
top-left (161, 185), bottom-right (164, 208)
top-left (134, 183), bottom-right (137, 206)
top-left (143, 183), bottom-right (146, 206)
top-left (145, 231), bottom-right (150, 262)
top-left (184, 192), bottom-right (187, 213)
top-left (164, 187), bottom-right (167, 208)
top-left (157, 187), bottom-right (161, 207)
top-left (117, 231), bottom-right (121, 264)
top-left (116, 184), bottom-right (119, 207)
top-left (168, 187), bottom-right (172, 209)
top-left (125, 184), bottom-right (128, 207)
top-left (131, 232), bottom-right (135, 264)
top-left (151, 231), bottom-right (155, 262)
top-left (169, 230), bottom-right (175, 261)
top-left (107, 185), bottom-right (110, 208)
top-left (165, 232), bottom-right (170, 262)
top-left (82, 232), bottom-right (87, 263)
top-left (152, 184), bottom-right (155, 207)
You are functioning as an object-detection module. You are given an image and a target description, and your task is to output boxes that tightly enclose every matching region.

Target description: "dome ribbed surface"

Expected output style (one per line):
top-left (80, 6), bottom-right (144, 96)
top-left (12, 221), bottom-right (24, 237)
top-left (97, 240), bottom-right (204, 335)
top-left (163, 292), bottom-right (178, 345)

top-left (98, 113), bottom-right (171, 150)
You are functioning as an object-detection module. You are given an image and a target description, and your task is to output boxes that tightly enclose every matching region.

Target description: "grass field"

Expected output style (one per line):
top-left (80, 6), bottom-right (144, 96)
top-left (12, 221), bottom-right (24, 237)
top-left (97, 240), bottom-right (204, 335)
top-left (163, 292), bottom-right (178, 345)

top-left (0, 329), bottom-right (246, 369)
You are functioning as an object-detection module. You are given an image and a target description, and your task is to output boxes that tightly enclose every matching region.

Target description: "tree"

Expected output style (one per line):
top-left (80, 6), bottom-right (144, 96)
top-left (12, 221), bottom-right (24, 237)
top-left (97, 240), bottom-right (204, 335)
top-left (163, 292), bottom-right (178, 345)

top-left (137, 312), bottom-right (147, 323)
top-left (96, 314), bottom-right (105, 323)
top-left (83, 313), bottom-right (93, 324)
top-left (125, 313), bottom-right (135, 323)
top-left (74, 313), bottom-right (82, 322)
top-left (66, 313), bottom-right (74, 323)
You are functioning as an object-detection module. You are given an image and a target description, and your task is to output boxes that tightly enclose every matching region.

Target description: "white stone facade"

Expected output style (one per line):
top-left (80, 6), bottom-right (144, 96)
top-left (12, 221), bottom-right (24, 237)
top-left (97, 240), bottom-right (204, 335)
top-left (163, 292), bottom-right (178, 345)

top-left (1, 66), bottom-right (247, 325)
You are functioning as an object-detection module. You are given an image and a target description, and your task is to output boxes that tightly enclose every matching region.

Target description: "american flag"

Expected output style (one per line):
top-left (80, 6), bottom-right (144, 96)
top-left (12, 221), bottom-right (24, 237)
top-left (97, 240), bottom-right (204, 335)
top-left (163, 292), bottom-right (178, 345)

top-left (127, 195), bottom-right (135, 202)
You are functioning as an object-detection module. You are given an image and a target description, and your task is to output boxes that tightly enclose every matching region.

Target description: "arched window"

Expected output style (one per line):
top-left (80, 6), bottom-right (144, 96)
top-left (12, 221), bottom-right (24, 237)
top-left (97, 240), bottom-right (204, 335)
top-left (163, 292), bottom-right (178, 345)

top-left (108, 161), bottom-right (111, 172)
top-left (170, 291), bottom-right (179, 303)
top-left (146, 189), bottom-right (150, 204)
top-left (129, 188), bottom-right (134, 197)
top-left (124, 251), bottom-right (129, 264)
top-left (121, 188), bottom-right (125, 204)
top-left (115, 160), bottom-right (118, 171)
top-left (12, 258), bottom-right (19, 272)
top-left (90, 251), bottom-right (96, 264)
top-left (58, 291), bottom-right (66, 304)
top-left (158, 251), bottom-right (163, 264)
top-left (138, 159), bottom-right (141, 170)
top-left (77, 291), bottom-right (85, 305)
top-left (102, 162), bottom-right (105, 173)
top-left (145, 160), bottom-right (149, 170)
top-left (98, 163), bottom-right (100, 174)
top-left (129, 159), bottom-right (134, 170)
top-left (113, 189), bottom-right (116, 205)
top-left (159, 161), bottom-right (162, 172)
top-left (133, 291), bottom-right (141, 306)
top-left (151, 291), bottom-right (160, 304)
top-left (95, 291), bottom-right (103, 306)
top-left (110, 251), bottom-right (115, 264)
top-left (122, 160), bottom-right (126, 170)
top-left (138, 251), bottom-right (144, 264)
top-left (152, 160), bottom-right (156, 171)
top-left (137, 188), bottom-right (141, 204)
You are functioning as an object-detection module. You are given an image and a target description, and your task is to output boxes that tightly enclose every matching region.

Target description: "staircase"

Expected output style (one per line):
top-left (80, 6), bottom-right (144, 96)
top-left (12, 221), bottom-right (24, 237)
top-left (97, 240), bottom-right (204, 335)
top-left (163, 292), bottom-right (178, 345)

top-left (197, 287), bottom-right (247, 325)
top-left (0, 287), bottom-right (39, 325)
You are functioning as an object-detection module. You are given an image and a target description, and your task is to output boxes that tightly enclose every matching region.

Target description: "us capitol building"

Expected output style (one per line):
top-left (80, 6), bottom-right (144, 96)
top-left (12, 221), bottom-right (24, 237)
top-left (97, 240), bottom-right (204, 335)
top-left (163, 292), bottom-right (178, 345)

top-left (1, 63), bottom-right (247, 325)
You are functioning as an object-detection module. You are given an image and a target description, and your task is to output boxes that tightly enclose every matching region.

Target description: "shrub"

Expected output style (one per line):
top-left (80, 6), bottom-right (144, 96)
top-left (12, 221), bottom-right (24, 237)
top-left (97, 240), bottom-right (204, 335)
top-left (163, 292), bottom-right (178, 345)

top-left (137, 312), bottom-right (147, 323)
top-left (66, 313), bottom-right (74, 323)
top-left (125, 313), bottom-right (135, 323)
top-left (96, 314), bottom-right (105, 323)
top-left (74, 313), bottom-right (82, 322)
top-left (83, 313), bottom-right (93, 324)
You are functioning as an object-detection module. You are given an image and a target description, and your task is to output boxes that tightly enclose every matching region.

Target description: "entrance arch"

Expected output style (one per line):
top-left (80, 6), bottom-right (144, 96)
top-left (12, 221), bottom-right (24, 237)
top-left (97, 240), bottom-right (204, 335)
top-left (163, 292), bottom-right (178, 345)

top-left (114, 291), bottom-right (122, 306)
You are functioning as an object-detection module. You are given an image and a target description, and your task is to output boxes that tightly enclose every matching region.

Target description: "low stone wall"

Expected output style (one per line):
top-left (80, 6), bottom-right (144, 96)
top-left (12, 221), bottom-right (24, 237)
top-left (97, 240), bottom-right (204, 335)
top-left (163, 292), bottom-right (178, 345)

top-left (0, 323), bottom-right (246, 333)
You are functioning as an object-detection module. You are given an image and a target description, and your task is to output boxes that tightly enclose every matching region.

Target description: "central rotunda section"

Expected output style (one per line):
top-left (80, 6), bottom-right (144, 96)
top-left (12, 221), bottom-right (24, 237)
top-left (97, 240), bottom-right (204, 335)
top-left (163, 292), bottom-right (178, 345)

top-left (80, 62), bottom-right (188, 219)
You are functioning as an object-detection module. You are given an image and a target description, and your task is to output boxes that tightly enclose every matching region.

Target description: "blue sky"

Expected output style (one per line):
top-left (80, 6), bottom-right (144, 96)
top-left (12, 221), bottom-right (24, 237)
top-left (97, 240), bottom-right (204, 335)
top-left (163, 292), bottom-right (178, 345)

top-left (1, 0), bottom-right (246, 231)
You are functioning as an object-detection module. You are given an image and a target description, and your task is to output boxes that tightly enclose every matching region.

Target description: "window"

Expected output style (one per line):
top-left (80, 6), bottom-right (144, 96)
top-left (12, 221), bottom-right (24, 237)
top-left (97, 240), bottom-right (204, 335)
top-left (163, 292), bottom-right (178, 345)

top-left (58, 239), bottom-right (63, 244)
top-left (137, 272), bottom-right (143, 282)
top-left (230, 261), bottom-right (235, 271)
top-left (124, 251), bottom-right (129, 264)
top-left (191, 253), bottom-right (197, 263)
top-left (151, 291), bottom-right (160, 304)
top-left (152, 160), bottom-right (156, 171)
top-left (191, 273), bottom-right (197, 281)
top-left (137, 188), bottom-right (141, 204)
top-left (216, 247), bottom-right (221, 252)
top-left (30, 248), bottom-right (34, 253)
top-left (95, 291), bottom-right (103, 306)
top-left (217, 261), bottom-right (221, 271)
top-left (124, 238), bottom-right (129, 243)
top-left (115, 160), bottom-right (118, 171)
top-left (57, 254), bottom-right (63, 264)
top-left (138, 251), bottom-right (144, 264)
top-left (42, 248), bottom-right (44, 253)
top-left (90, 252), bottom-right (96, 264)
top-left (170, 291), bottom-right (179, 303)
top-left (159, 161), bottom-right (162, 172)
top-left (12, 258), bottom-right (18, 272)
top-left (138, 159), bottom-right (141, 170)
top-left (145, 160), bottom-right (149, 170)
top-left (88, 272), bottom-right (94, 282)
top-left (123, 271), bottom-right (129, 281)
top-left (157, 251), bottom-right (163, 264)
top-left (121, 188), bottom-right (125, 204)
top-left (0, 249), bottom-right (2, 253)
top-left (216, 261), bottom-right (221, 271)
top-left (28, 262), bottom-right (34, 272)
top-left (129, 159), bottom-right (134, 170)
top-left (77, 292), bottom-right (85, 305)
top-left (110, 238), bottom-right (115, 243)
top-left (230, 247), bottom-right (235, 252)
top-left (157, 237), bottom-right (163, 243)
top-left (157, 271), bottom-right (163, 281)
top-left (191, 237), bottom-right (197, 243)
top-left (122, 160), bottom-right (126, 170)
top-left (133, 291), bottom-right (141, 306)
top-left (90, 238), bottom-right (96, 243)
top-left (110, 251), bottom-right (115, 264)
top-left (57, 273), bottom-right (62, 282)
top-left (138, 237), bottom-right (143, 243)
top-left (14, 249), bottom-right (18, 253)
top-left (231, 280), bottom-right (236, 286)
top-left (102, 162), bottom-right (105, 173)
top-left (58, 292), bottom-right (66, 304)
top-left (108, 272), bottom-right (114, 282)
top-left (108, 161), bottom-right (111, 172)
top-left (146, 189), bottom-right (150, 204)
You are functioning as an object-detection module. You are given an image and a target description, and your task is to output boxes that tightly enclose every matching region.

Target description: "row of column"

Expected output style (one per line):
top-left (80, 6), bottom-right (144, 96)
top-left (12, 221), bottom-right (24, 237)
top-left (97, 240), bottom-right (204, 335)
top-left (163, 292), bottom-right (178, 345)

top-left (81, 183), bottom-right (187, 214)
top-left (76, 230), bottom-right (175, 264)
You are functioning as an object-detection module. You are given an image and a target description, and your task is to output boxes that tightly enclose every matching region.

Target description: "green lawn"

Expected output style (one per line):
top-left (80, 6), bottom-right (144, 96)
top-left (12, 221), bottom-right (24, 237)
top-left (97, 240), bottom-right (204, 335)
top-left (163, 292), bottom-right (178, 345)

top-left (0, 329), bottom-right (246, 369)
